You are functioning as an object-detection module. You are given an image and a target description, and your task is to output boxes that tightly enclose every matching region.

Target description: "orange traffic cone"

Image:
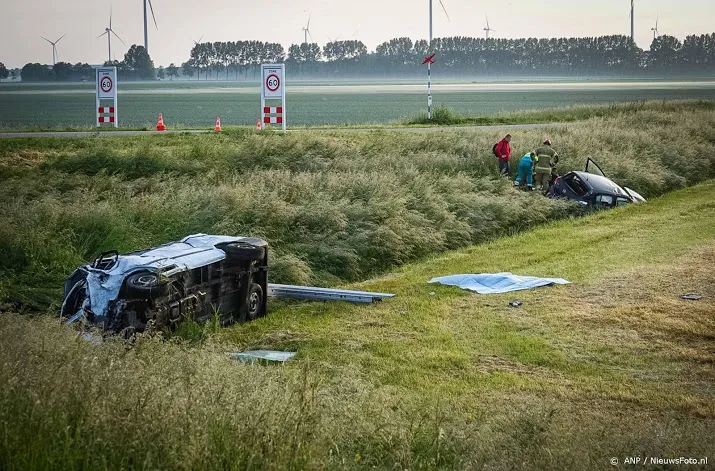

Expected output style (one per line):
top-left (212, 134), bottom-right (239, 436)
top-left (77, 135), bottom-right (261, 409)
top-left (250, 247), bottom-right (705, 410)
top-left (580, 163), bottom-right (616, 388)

top-left (156, 113), bottom-right (166, 132)
top-left (214, 117), bottom-right (222, 132)
top-left (256, 118), bottom-right (262, 131)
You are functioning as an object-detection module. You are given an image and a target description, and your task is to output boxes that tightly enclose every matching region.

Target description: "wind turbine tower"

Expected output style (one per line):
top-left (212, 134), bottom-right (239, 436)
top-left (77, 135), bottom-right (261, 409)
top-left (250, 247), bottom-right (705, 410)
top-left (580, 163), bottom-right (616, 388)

top-left (651, 14), bottom-right (659, 39)
top-left (143, 0), bottom-right (158, 53)
top-left (302, 16), bottom-right (312, 44)
top-left (41, 34), bottom-right (66, 65)
top-left (484, 15), bottom-right (495, 39)
top-left (97, 8), bottom-right (125, 63)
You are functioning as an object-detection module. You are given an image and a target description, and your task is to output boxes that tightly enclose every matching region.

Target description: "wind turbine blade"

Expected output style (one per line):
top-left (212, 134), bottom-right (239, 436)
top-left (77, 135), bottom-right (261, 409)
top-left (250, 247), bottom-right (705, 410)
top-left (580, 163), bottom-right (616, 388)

top-left (485, 14), bottom-right (490, 29)
top-left (41, 36), bottom-right (52, 44)
top-left (148, 0), bottom-right (158, 29)
top-left (198, 34), bottom-right (203, 43)
top-left (437, 0), bottom-right (450, 22)
top-left (307, 16), bottom-right (311, 30)
top-left (112, 30), bottom-right (126, 46)
top-left (56, 33), bottom-right (66, 43)
top-left (110, 5), bottom-right (112, 30)
top-left (97, 31), bottom-right (108, 39)
top-left (308, 30), bottom-right (314, 43)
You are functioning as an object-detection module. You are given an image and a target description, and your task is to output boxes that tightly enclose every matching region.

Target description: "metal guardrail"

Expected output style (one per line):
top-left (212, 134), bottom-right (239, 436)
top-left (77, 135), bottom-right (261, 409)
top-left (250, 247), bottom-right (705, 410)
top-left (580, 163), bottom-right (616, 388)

top-left (267, 284), bottom-right (395, 304)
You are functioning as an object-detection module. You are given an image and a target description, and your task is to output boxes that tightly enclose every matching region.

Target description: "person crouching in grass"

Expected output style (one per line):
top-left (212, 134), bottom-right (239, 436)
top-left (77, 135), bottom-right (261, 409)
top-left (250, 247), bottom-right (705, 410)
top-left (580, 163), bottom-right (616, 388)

top-left (514, 152), bottom-right (536, 190)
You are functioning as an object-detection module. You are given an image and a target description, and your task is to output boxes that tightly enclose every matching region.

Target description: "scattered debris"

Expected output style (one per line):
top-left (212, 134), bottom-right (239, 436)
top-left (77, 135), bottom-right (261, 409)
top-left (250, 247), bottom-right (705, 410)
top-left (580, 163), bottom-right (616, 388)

top-left (429, 292), bottom-right (436, 296)
top-left (429, 273), bottom-right (571, 294)
top-left (227, 350), bottom-right (296, 363)
top-left (508, 300), bottom-right (523, 308)
top-left (680, 294), bottom-right (703, 301)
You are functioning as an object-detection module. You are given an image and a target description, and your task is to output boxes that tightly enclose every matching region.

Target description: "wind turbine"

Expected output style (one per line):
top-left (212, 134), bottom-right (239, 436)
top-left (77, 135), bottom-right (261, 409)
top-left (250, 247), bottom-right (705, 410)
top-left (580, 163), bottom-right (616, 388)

top-left (483, 15), bottom-right (495, 39)
top-left (629, 0), bottom-right (634, 40)
top-left (191, 34), bottom-right (204, 46)
top-left (97, 7), bottom-right (125, 63)
top-left (143, 0), bottom-right (158, 54)
top-left (41, 34), bottom-right (66, 65)
top-left (650, 14), bottom-right (659, 39)
top-left (302, 15), bottom-right (313, 45)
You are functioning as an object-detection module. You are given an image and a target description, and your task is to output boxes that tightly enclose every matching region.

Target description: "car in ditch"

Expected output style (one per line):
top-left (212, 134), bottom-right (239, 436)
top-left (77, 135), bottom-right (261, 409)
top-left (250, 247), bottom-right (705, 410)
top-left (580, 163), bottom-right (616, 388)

top-left (61, 234), bottom-right (268, 337)
top-left (549, 158), bottom-right (646, 208)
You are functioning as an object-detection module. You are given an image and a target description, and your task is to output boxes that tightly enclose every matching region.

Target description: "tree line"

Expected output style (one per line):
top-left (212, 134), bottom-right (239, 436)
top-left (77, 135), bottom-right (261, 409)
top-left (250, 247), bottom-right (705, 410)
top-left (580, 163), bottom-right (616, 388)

top-left (6, 32), bottom-right (714, 82)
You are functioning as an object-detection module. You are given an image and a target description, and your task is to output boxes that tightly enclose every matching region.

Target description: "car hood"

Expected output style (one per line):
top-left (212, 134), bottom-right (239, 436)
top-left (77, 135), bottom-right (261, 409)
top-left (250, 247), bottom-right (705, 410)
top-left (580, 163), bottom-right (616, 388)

top-left (80, 234), bottom-right (245, 320)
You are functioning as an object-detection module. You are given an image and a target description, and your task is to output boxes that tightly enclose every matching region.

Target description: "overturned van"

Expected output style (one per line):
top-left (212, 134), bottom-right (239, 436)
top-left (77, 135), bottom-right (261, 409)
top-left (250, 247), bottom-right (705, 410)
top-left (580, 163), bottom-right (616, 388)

top-left (61, 234), bottom-right (268, 337)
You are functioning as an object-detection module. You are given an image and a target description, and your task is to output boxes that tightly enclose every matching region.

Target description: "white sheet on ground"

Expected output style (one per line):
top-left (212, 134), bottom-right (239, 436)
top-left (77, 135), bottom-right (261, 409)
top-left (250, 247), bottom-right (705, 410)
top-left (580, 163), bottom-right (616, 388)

top-left (227, 350), bottom-right (296, 363)
top-left (429, 272), bottom-right (571, 294)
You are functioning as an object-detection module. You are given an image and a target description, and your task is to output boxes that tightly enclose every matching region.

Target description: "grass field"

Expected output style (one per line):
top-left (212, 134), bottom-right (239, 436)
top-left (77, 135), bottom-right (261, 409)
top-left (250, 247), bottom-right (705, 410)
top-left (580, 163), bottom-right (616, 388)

top-left (1, 180), bottom-right (713, 470)
top-left (2, 100), bottom-right (715, 313)
top-left (1, 80), bottom-right (715, 128)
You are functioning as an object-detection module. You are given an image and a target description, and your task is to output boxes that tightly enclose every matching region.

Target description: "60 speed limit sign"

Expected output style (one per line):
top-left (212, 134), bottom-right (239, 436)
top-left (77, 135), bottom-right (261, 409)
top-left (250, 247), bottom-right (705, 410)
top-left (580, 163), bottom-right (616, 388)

top-left (262, 67), bottom-right (283, 98)
top-left (97, 67), bottom-right (117, 99)
top-left (100, 76), bottom-right (113, 94)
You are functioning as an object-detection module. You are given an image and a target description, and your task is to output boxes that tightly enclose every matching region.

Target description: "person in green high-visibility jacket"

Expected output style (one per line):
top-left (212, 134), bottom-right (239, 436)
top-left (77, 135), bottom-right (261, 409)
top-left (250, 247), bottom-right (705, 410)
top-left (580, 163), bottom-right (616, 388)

top-left (534, 139), bottom-right (558, 193)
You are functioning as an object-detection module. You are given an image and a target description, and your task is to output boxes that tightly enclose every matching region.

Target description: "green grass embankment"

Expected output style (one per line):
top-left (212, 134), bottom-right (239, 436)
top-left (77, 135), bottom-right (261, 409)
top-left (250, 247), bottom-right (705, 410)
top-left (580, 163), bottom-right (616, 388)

top-left (1, 181), bottom-right (713, 470)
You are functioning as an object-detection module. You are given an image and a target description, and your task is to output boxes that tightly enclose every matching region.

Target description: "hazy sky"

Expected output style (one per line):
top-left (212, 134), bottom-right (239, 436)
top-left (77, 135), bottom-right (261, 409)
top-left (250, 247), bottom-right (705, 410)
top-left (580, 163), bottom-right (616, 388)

top-left (1, 0), bottom-right (714, 68)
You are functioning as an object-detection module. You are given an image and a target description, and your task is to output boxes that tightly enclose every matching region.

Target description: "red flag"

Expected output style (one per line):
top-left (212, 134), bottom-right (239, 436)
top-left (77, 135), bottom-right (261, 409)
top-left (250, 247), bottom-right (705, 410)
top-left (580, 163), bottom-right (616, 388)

top-left (421, 53), bottom-right (436, 65)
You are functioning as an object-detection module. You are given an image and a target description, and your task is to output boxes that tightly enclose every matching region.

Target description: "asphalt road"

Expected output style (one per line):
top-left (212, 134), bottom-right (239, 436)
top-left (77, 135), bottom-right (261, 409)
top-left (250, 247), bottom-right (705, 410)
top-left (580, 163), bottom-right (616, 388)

top-left (0, 123), bottom-right (566, 139)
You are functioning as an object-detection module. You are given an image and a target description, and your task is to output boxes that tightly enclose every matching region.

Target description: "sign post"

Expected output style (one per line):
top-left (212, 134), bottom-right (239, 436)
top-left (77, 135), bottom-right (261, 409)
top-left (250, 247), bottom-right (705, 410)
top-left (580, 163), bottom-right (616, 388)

top-left (96, 66), bottom-right (118, 128)
top-left (260, 64), bottom-right (286, 133)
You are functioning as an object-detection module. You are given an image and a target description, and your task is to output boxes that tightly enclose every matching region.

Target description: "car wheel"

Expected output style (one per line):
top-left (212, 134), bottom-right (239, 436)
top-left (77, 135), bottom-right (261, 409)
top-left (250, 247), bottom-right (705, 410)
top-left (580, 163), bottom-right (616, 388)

top-left (220, 242), bottom-right (265, 262)
top-left (246, 283), bottom-right (264, 321)
top-left (124, 272), bottom-right (169, 298)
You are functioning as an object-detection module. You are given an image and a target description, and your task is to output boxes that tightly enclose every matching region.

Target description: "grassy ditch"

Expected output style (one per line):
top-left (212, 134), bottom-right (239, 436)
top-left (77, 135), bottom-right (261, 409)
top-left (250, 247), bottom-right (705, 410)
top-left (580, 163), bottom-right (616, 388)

top-left (1, 101), bottom-right (715, 312)
top-left (1, 181), bottom-right (713, 470)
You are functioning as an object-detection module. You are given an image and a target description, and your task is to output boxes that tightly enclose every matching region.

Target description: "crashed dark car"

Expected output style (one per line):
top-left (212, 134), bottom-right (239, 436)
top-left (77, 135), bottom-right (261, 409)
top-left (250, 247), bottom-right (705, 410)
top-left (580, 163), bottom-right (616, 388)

top-left (550, 158), bottom-right (646, 208)
top-left (61, 234), bottom-right (268, 336)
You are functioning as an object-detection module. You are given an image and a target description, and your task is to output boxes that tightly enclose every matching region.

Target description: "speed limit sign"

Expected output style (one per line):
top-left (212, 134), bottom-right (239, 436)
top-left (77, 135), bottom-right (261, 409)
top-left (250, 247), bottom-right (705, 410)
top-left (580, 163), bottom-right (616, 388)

top-left (97, 67), bottom-right (117, 99)
top-left (96, 66), bottom-right (118, 127)
top-left (260, 63), bottom-right (286, 133)
top-left (262, 66), bottom-right (283, 98)
top-left (266, 74), bottom-right (280, 93)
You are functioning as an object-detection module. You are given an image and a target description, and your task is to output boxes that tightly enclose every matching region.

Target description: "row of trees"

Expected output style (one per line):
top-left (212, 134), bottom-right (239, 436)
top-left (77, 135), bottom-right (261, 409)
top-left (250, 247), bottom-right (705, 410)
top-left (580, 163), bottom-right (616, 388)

top-left (184, 33), bottom-right (715, 79)
top-left (6, 32), bottom-right (714, 82)
top-left (12, 45), bottom-right (157, 82)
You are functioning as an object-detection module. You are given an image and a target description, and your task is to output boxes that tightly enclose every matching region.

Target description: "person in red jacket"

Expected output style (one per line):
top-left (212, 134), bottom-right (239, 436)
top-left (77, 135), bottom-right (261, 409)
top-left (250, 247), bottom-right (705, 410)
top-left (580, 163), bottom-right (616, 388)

top-left (495, 134), bottom-right (512, 176)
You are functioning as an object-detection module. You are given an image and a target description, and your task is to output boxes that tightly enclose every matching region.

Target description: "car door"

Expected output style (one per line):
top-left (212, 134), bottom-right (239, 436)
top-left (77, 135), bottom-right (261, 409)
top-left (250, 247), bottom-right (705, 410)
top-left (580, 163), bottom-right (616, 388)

top-left (584, 158), bottom-right (607, 177)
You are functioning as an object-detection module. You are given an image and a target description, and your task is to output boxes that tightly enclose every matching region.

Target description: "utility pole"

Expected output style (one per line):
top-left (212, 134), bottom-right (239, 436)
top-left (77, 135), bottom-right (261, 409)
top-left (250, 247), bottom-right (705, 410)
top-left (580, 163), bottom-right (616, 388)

top-left (428, 0), bottom-right (433, 120)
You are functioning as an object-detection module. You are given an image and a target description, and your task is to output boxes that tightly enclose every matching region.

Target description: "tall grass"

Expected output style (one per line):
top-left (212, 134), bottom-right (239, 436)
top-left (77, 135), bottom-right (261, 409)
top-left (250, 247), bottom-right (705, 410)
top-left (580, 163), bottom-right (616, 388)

top-left (1, 101), bottom-right (715, 312)
top-left (1, 313), bottom-right (711, 470)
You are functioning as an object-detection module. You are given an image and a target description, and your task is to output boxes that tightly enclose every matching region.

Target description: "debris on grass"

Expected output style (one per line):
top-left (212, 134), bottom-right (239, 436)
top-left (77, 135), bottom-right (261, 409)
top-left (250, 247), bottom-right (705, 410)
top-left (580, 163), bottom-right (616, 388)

top-left (226, 350), bottom-right (296, 363)
top-left (679, 294), bottom-right (703, 301)
top-left (508, 301), bottom-right (523, 308)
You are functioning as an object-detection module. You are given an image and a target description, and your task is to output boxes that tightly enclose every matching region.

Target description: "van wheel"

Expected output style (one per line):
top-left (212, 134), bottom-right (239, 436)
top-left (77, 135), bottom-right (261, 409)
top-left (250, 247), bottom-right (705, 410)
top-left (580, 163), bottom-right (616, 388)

top-left (246, 283), bottom-right (264, 321)
top-left (125, 272), bottom-right (169, 298)
top-left (220, 242), bottom-right (265, 262)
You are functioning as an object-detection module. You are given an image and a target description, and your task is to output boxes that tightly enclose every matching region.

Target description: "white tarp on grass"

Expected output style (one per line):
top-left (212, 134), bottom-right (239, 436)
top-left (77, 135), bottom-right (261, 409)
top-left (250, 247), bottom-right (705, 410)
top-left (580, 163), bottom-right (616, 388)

top-left (429, 273), bottom-right (571, 294)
